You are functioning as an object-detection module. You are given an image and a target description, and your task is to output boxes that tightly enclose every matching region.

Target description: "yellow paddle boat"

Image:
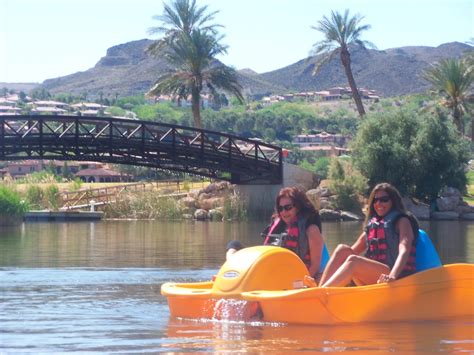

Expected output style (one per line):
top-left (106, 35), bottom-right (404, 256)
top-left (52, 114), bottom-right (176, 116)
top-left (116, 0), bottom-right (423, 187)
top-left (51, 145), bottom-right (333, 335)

top-left (161, 245), bottom-right (474, 325)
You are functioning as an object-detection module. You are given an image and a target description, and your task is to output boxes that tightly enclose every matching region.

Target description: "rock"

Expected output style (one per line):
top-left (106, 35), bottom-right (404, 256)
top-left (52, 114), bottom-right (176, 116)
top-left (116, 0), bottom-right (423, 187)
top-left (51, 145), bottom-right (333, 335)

top-left (316, 186), bottom-right (332, 198)
top-left (319, 208), bottom-right (341, 221)
top-left (439, 187), bottom-right (462, 198)
top-left (319, 199), bottom-right (333, 210)
top-left (340, 211), bottom-right (364, 221)
top-left (403, 198), bottom-right (431, 220)
top-left (197, 197), bottom-right (225, 210)
top-left (455, 205), bottom-right (474, 214)
top-left (306, 189), bottom-right (320, 210)
top-left (460, 212), bottom-right (474, 220)
top-left (202, 183), bottom-right (217, 194)
top-left (180, 206), bottom-right (196, 215)
top-left (436, 196), bottom-right (460, 212)
top-left (209, 208), bottom-right (224, 221)
top-left (198, 192), bottom-right (213, 200)
top-left (179, 196), bottom-right (196, 208)
top-left (194, 209), bottom-right (209, 220)
top-left (182, 213), bottom-right (193, 219)
top-left (431, 211), bottom-right (459, 220)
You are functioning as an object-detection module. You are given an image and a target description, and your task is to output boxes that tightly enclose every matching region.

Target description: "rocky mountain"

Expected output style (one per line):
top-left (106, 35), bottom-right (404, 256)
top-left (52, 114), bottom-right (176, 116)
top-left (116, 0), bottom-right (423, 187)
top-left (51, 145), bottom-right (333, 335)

top-left (41, 40), bottom-right (472, 99)
top-left (260, 42), bottom-right (473, 97)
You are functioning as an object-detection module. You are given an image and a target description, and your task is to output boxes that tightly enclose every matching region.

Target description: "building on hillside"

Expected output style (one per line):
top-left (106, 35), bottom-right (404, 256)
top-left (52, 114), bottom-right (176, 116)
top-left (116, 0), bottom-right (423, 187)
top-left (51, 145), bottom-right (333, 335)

top-left (294, 132), bottom-right (350, 148)
top-left (5, 160), bottom-right (44, 179)
top-left (314, 91), bottom-right (341, 101)
top-left (299, 145), bottom-right (350, 157)
top-left (74, 166), bottom-right (132, 183)
top-left (27, 100), bottom-right (70, 115)
top-left (0, 168), bottom-right (8, 179)
top-left (0, 105), bottom-right (22, 115)
top-left (71, 102), bottom-right (108, 116)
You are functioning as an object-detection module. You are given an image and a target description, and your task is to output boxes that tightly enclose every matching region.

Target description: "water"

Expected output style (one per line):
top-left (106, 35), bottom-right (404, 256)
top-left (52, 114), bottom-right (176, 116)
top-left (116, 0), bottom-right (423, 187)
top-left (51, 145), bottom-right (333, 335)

top-left (0, 220), bottom-right (473, 353)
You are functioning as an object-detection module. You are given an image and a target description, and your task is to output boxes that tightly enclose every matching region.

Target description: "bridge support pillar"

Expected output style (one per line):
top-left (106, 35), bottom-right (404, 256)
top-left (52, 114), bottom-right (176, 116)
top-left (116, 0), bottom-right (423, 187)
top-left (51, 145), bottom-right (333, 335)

top-left (235, 163), bottom-right (317, 219)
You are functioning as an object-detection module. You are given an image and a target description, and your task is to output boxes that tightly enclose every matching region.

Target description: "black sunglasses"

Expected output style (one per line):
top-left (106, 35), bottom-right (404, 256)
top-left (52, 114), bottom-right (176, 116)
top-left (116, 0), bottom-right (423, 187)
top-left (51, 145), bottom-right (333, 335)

top-left (373, 196), bottom-right (391, 204)
top-left (278, 203), bottom-right (294, 212)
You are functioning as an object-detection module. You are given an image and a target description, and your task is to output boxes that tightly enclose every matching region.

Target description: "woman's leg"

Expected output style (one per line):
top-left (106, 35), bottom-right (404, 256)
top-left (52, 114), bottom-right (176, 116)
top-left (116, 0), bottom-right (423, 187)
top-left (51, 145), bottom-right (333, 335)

top-left (321, 255), bottom-right (390, 287)
top-left (319, 244), bottom-right (355, 285)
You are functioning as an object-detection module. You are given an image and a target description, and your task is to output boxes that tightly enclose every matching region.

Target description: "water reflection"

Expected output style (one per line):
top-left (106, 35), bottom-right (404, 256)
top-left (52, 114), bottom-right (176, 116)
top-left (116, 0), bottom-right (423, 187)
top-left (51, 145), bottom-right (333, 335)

top-left (166, 318), bottom-right (474, 353)
top-left (1, 220), bottom-right (472, 268)
top-left (0, 220), bottom-right (472, 352)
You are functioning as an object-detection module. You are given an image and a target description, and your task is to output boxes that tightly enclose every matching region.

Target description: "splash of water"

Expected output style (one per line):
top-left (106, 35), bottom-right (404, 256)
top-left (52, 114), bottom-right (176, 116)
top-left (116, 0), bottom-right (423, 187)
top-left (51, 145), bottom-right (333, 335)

top-left (212, 299), bottom-right (261, 322)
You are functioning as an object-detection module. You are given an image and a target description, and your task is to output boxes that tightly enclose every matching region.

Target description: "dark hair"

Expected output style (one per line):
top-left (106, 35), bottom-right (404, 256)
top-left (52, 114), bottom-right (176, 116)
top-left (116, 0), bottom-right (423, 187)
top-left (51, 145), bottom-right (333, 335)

top-left (365, 182), bottom-right (408, 225)
top-left (275, 186), bottom-right (319, 219)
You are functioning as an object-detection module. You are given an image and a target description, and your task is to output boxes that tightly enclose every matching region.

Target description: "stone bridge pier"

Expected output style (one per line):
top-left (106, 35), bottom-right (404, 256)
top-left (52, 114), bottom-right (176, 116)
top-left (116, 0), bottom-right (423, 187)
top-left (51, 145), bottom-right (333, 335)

top-left (235, 163), bottom-right (317, 219)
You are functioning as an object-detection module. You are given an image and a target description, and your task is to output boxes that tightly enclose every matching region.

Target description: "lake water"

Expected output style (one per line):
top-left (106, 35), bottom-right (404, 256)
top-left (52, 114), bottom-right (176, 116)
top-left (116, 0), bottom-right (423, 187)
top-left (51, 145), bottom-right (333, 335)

top-left (0, 220), bottom-right (473, 353)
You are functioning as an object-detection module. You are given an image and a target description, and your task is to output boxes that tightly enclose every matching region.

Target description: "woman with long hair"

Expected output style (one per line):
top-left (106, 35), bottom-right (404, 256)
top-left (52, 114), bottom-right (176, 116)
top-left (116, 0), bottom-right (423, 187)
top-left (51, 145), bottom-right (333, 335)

top-left (227, 186), bottom-right (325, 278)
top-left (319, 182), bottom-right (418, 287)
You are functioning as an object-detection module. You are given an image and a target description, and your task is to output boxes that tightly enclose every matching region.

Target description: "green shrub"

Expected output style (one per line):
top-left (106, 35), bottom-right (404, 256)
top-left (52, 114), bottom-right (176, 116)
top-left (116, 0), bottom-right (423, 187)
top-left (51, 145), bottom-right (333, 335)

top-left (70, 178), bottom-right (83, 192)
top-left (222, 193), bottom-right (247, 221)
top-left (328, 158), bottom-right (367, 213)
top-left (351, 108), bottom-right (469, 200)
top-left (26, 185), bottom-right (44, 209)
top-left (45, 184), bottom-right (60, 210)
top-left (0, 185), bottom-right (28, 216)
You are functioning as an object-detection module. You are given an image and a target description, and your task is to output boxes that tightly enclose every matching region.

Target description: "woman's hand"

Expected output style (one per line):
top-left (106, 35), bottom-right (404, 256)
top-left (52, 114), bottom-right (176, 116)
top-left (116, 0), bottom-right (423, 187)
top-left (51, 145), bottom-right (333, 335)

top-left (377, 273), bottom-right (396, 283)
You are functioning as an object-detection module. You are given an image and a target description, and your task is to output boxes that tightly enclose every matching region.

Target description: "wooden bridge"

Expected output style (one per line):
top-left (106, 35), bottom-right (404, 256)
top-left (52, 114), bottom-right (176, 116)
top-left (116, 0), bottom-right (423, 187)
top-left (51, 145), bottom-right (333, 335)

top-left (0, 115), bottom-right (283, 184)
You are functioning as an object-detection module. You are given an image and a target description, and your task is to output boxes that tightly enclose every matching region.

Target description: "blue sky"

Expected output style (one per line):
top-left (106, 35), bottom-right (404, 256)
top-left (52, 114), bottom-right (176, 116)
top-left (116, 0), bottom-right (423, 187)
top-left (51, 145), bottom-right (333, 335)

top-left (0, 0), bottom-right (472, 83)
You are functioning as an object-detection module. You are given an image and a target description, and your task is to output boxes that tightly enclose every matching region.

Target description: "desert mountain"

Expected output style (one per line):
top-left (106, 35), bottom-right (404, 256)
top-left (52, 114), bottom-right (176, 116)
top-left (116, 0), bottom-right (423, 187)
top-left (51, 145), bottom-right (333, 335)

top-left (41, 39), bottom-right (472, 99)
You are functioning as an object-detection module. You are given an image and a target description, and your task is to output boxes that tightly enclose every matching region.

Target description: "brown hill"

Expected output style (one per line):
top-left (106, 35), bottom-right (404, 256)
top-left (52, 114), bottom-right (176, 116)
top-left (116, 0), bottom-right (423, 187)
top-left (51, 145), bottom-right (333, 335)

top-left (41, 40), bottom-right (473, 99)
top-left (260, 42), bottom-right (473, 97)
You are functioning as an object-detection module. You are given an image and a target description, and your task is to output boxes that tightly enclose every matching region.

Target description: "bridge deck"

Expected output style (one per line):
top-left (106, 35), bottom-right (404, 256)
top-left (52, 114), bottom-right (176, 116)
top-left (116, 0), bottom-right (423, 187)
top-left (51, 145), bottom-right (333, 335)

top-left (0, 115), bottom-right (282, 185)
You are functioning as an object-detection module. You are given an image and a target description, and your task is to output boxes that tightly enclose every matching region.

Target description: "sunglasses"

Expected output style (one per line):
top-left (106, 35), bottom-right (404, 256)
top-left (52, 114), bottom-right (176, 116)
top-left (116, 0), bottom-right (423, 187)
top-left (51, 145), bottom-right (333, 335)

top-left (373, 196), bottom-right (391, 204)
top-left (277, 203), bottom-right (294, 212)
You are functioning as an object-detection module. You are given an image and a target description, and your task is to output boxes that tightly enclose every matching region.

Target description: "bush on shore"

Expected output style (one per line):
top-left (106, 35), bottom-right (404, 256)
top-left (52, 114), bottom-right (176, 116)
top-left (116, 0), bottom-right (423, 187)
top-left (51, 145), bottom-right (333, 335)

top-left (0, 184), bottom-right (28, 220)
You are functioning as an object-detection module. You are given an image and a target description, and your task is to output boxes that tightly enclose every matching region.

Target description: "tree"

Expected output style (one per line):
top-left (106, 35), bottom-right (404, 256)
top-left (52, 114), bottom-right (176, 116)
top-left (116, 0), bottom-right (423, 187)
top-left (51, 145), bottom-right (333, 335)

top-left (148, 30), bottom-right (243, 128)
top-left (147, 0), bottom-right (222, 56)
top-left (311, 9), bottom-right (375, 117)
top-left (351, 108), bottom-right (469, 201)
top-left (423, 57), bottom-right (473, 138)
top-left (147, 0), bottom-right (242, 128)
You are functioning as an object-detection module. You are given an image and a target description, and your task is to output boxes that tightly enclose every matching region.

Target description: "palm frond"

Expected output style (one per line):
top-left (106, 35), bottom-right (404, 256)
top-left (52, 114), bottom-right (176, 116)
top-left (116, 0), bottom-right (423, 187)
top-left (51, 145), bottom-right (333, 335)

top-left (312, 49), bottom-right (340, 76)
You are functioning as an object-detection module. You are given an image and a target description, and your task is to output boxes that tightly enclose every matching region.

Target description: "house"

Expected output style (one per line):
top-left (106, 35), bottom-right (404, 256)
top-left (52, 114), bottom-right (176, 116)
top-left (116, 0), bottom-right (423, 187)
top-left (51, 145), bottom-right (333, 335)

top-left (71, 102), bottom-right (108, 116)
top-left (314, 91), bottom-right (341, 101)
top-left (27, 100), bottom-right (70, 115)
top-left (293, 132), bottom-right (350, 147)
top-left (5, 160), bottom-right (44, 179)
top-left (74, 165), bottom-right (132, 183)
top-left (0, 105), bottom-right (22, 115)
top-left (299, 145), bottom-right (350, 157)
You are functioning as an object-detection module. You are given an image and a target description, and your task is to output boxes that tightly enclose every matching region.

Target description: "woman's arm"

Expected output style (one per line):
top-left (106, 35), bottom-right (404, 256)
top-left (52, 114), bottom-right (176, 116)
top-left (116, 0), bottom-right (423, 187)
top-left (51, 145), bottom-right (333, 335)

top-left (379, 217), bottom-right (414, 282)
top-left (306, 224), bottom-right (324, 277)
top-left (351, 232), bottom-right (368, 255)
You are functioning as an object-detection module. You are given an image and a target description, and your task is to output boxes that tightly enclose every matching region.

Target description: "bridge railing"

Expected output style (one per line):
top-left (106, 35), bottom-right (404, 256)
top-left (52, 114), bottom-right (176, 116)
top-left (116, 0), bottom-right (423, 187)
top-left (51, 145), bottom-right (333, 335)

top-left (0, 115), bottom-right (283, 184)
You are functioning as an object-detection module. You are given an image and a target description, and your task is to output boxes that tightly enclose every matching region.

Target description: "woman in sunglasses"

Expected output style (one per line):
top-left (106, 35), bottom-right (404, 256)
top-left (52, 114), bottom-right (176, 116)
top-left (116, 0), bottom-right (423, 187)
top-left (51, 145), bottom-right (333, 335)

top-left (319, 182), bottom-right (418, 287)
top-left (226, 186), bottom-right (325, 279)
top-left (262, 186), bottom-right (325, 279)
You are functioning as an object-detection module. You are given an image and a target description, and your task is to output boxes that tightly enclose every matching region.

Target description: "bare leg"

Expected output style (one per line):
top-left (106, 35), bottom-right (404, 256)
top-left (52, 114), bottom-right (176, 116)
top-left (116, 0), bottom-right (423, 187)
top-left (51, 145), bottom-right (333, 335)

top-left (319, 244), bottom-right (355, 286)
top-left (321, 255), bottom-right (390, 287)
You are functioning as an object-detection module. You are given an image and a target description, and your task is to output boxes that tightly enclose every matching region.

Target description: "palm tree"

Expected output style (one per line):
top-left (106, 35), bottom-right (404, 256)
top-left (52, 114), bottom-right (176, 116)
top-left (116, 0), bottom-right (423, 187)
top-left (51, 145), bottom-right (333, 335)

top-left (147, 0), bottom-right (221, 55)
top-left (311, 9), bottom-right (375, 117)
top-left (423, 58), bottom-right (473, 136)
top-left (148, 30), bottom-right (243, 128)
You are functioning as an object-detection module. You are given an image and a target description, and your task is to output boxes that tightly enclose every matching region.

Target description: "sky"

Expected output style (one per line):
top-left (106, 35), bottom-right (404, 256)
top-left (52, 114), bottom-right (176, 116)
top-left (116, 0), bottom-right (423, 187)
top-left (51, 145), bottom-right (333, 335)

top-left (0, 0), bottom-right (472, 83)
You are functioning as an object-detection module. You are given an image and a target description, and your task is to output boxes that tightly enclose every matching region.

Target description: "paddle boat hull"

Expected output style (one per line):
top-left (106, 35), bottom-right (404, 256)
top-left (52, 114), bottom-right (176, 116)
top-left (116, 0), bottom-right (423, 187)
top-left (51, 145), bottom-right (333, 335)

top-left (161, 246), bottom-right (474, 324)
top-left (242, 263), bottom-right (474, 325)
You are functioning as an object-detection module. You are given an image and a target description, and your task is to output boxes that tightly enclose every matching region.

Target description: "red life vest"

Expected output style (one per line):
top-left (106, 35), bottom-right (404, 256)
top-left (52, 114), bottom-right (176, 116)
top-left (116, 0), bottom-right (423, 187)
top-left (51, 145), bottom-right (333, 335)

top-left (365, 210), bottom-right (417, 275)
top-left (264, 216), bottom-right (311, 267)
